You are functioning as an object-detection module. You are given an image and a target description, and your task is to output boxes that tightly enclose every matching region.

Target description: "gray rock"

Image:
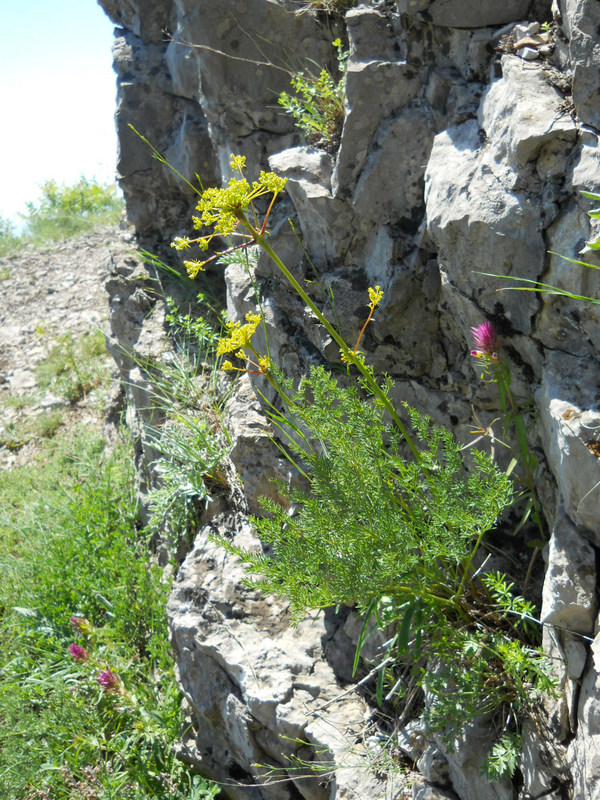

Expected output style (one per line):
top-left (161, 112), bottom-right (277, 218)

top-left (560, 0), bottom-right (600, 128)
top-left (568, 633), bottom-right (600, 800)
top-left (425, 117), bottom-right (546, 335)
top-left (352, 103), bottom-right (434, 226)
top-left (541, 505), bottom-right (598, 635)
top-left (519, 716), bottom-right (571, 798)
top-left (269, 147), bottom-right (355, 267)
top-left (167, 514), bottom-right (395, 800)
top-left (432, 720), bottom-right (513, 800)
top-left (411, 779), bottom-right (458, 800)
top-left (333, 59), bottom-right (421, 199)
top-left (397, 0), bottom-right (531, 28)
top-left (537, 352), bottom-right (600, 542)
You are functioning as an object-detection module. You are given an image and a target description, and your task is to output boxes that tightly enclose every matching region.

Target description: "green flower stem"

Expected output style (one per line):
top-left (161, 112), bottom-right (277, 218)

top-left (250, 225), bottom-right (421, 462)
top-left (455, 526), bottom-right (487, 599)
top-left (492, 362), bottom-right (544, 587)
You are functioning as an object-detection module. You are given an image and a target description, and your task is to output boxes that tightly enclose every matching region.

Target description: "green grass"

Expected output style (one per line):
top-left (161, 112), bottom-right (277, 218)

top-left (0, 409), bottom-right (64, 450)
top-left (35, 329), bottom-right (111, 404)
top-left (0, 424), bottom-right (219, 800)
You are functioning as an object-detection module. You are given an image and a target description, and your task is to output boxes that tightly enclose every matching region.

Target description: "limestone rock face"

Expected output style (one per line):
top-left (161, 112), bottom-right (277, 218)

top-left (167, 514), bottom-right (403, 800)
top-left (99, 0), bottom-right (600, 797)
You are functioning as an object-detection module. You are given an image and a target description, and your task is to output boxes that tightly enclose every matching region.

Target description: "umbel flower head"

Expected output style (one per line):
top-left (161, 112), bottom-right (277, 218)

top-left (471, 322), bottom-right (499, 360)
top-left (171, 154), bottom-right (288, 277)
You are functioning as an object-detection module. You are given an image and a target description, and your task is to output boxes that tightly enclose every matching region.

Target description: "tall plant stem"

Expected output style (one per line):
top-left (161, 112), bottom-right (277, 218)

top-left (495, 370), bottom-right (544, 588)
top-left (251, 229), bottom-right (421, 462)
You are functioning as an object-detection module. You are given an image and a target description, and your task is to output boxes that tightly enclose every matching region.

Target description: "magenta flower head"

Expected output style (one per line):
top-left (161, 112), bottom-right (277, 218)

top-left (97, 668), bottom-right (121, 693)
top-left (470, 322), bottom-right (499, 360)
top-left (68, 643), bottom-right (89, 662)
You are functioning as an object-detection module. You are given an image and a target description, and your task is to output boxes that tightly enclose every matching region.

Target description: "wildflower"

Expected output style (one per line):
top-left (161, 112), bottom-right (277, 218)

top-left (230, 154), bottom-right (246, 172)
top-left (97, 668), bottom-right (121, 693)
top-left (368, 285), bottom-right (384, 310)
top-left (216, 312), bottom-right (262, 356)
top-left (258, 355), bottom-right (272, 373)
top-left (69, 616), bottom-right (92, 635)
top-left (184, 259), bottom-right (207, 278)
top-left (68, 643), bottom-right (89, 662)
top-left (171, 236), bottom-right (192, 251)
top-left (471, 322), bottom-right (499, 360)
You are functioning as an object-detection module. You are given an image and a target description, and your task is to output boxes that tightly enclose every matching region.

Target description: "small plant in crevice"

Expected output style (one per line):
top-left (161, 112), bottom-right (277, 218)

top-left (169, 154), bottom-right (556, 781)
top-left (278, 38), bottom-right (348, 151)
top-left (296, 0), bottom-right (357, 15)
top-left (141, 339), bottom-right (234, 553)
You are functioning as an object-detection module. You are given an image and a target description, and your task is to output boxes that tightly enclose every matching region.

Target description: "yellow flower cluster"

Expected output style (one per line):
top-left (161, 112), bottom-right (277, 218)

top-left (368, 285), bottom-right (384, 310)
top-left (170, 155), bottom-right (288, 276)
top-left (217, 312), bottom-right (262, 357)
top-left (193, 157), bottom-right (287, 238)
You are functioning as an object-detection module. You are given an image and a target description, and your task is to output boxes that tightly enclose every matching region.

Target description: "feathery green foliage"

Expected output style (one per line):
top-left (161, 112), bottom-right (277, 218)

top-left (229, 366), bottom-right (512, 613)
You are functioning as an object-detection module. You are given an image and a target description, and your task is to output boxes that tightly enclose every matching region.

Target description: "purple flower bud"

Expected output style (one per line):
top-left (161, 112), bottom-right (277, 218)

top-left (97, 668), bottom-right (121, 693)
top-left (69, 616), bottom-right (92, 635)
top-left (68, 643), bottom-right (89, 662)
top-left (470, 322), bottom-right (499, 359)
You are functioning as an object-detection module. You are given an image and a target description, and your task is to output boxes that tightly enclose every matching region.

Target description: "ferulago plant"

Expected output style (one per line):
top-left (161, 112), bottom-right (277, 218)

top-left (171, 154), bottom-right (554, 779)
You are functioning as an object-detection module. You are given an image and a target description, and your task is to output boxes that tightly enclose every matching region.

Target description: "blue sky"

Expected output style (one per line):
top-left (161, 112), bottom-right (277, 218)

top-left (0, 0), bottom-right (118, 224)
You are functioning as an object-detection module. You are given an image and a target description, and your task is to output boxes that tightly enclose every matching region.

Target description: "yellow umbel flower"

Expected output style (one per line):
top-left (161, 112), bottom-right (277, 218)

top-left (184, 260), bottom-right (207, 278)
top-left (230, 154), bottom-right (246, 171)
top-left (258, 355), bottom-right (272, 372)
top-left (368, 285), bottom-right (384, 310)
top-left (216, 312), bottom-right (263, 356)
top-left (172, 236), bottom-right (192, 250)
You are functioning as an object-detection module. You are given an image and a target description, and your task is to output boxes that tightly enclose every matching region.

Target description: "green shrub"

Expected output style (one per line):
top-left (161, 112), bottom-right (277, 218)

top-left (22, 177), bottom-right (123, 242)
top-left (0, 217), bottom-right (20, 258)
top-left (221, 367), bottom-right (553, 775)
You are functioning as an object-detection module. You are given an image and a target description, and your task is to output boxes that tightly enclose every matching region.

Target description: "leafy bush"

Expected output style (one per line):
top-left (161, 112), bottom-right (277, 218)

top-left (23, 177), bottom-right (123, 241)
top-left (0, 178), bottom-right (124, 256)
top-left (219, 367), bottom-right (553, 775)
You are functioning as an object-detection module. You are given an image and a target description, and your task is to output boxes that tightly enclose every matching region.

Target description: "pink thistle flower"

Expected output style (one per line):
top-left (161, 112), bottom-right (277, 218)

top-left (470, 321), bottom-right (499, 359)
top-left (97, 668), bottom-right (121, 693)
top-left (68, 643), bottom-right (89, 662)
